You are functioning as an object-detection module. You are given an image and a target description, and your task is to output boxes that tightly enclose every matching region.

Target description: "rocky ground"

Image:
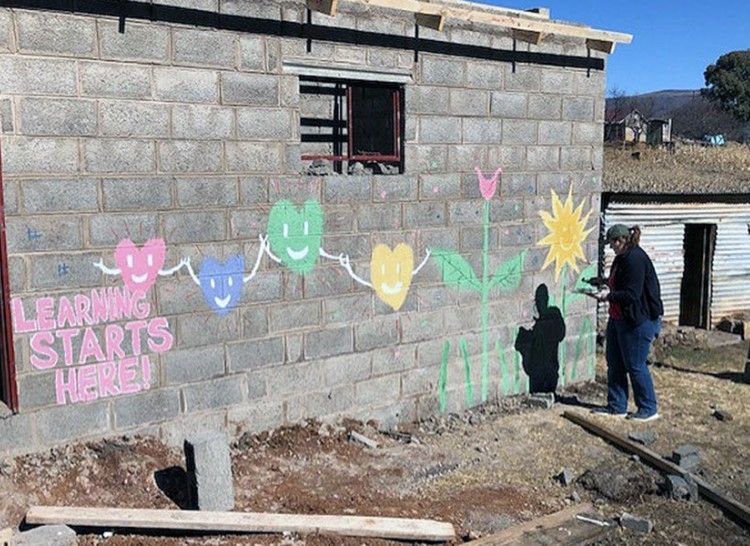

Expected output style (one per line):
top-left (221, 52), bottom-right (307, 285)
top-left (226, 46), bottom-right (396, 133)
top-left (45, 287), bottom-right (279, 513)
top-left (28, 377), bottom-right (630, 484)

top-left (0, 333), bottom-right (748, 545)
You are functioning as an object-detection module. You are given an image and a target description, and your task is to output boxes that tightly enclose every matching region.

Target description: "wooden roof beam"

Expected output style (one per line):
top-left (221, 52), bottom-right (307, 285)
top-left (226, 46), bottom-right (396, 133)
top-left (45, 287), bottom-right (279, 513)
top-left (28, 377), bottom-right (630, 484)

top-left (526, 7), bottom-right (550, 18)
top-left (586, 38), bottom-right (617, 54)
top-left (307, 0), bottom-right (339, 16)
top-left (415, 11), bottom-right (445, 31)
top-left (513, 28), bottom-right (545, 45)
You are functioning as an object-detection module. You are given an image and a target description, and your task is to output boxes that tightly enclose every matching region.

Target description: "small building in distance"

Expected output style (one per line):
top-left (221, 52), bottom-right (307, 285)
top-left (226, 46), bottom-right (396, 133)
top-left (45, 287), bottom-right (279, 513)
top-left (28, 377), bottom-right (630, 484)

top-left (605, 109), bottom-right (672, 145)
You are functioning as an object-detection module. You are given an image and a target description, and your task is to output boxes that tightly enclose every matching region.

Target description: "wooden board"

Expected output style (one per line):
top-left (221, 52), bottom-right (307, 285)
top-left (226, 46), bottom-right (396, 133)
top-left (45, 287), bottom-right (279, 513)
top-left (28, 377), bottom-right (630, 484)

top-left (466, 503), bottom-right (611, 545)
top-left (563, 411), bottom-right (750, 526)
top-left (415, 12), bottom-right (445, 31)
top-left (26, 507), bottom-right (455, 542)
top-left (307, 0), bottom-right (339, 16)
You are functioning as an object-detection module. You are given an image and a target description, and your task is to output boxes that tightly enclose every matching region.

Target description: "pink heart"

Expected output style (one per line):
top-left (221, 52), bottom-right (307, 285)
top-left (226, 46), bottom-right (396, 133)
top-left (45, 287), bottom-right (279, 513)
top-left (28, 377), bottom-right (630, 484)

top-left (114, 238), bottom-right (166, 293)
top-left (475, 167), bottom-right (502, 201)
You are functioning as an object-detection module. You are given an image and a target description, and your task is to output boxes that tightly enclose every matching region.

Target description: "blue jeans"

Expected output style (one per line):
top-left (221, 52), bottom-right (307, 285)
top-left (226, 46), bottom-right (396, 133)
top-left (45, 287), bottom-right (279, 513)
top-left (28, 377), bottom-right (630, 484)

top-left (605, 318), bottom-right (660, 415)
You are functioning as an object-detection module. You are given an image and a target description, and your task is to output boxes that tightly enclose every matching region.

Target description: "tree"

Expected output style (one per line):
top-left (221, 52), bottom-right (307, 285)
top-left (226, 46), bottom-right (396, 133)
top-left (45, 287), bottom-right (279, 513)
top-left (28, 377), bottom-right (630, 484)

top-left (702, 50), bottom-right (750, 122)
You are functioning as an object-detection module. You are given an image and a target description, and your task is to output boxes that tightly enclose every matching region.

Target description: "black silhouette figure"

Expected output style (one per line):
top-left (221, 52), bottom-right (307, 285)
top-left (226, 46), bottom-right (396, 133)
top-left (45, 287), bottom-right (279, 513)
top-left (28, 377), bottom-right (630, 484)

top-left (515, 284), bottom-right (566, 393)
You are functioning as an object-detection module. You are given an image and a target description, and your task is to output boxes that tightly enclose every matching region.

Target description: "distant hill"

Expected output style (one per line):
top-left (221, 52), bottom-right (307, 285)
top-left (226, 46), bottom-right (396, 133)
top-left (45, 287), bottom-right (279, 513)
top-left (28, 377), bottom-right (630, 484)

top-left (606, 89), bottom-right (749, 142)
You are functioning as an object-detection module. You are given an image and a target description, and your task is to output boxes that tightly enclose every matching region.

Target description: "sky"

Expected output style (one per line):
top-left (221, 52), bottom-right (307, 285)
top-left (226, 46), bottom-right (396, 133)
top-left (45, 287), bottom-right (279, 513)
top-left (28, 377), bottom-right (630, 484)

top-left (480, 1), bottom-right (750, 96)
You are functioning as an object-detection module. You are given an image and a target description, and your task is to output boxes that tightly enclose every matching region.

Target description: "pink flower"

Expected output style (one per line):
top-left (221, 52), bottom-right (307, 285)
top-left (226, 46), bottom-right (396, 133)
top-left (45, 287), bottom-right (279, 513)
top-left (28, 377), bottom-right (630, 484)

top-left (475, 167), bottom-right (502, 201)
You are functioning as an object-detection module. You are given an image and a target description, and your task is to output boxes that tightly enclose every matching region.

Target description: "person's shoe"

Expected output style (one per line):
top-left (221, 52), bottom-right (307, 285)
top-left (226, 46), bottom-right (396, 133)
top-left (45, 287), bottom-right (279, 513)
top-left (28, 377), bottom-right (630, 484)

top-left (590, 406), bottom-right (627, 418)
top-left (626, 410), bottom-right (660, 422)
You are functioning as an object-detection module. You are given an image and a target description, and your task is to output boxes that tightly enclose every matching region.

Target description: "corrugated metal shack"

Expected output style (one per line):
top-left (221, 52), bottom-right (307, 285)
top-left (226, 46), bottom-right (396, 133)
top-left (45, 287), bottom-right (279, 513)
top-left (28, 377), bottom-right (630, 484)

top-left (602, 145), bottom-right (750, 329)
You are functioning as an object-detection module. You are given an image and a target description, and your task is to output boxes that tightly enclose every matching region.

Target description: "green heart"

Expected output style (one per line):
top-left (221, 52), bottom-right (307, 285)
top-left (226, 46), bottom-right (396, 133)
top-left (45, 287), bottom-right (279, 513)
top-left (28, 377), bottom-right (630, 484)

top-left (267, 199), bottom-right (324, 274)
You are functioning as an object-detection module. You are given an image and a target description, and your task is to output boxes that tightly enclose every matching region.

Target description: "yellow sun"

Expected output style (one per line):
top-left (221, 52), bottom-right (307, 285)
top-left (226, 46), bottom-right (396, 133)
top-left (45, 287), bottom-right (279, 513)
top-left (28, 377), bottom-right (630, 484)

top-left (537, 187), bottom-right (594, 280)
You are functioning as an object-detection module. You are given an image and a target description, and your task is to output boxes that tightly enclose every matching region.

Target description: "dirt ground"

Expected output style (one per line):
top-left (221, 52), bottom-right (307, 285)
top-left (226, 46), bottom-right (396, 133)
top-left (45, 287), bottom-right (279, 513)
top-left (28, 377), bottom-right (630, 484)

top-left (1, 336), bottom-right (748, 546)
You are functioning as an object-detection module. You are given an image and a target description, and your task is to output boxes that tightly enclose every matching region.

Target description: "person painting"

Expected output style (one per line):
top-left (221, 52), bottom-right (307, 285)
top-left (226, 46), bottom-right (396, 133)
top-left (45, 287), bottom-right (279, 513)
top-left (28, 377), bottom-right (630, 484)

top-left (588, 224), bottom-right (664, 422)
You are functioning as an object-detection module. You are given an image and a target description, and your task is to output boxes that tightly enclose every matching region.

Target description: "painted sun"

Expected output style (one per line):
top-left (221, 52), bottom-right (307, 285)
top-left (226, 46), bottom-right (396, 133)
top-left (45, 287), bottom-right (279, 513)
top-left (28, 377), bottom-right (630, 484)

top-left (537, 187), bottom-right (594, 280)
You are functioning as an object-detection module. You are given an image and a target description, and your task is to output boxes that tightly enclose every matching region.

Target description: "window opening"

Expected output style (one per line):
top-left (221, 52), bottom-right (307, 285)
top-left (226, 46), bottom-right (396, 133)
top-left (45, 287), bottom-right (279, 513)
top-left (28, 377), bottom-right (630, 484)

top-left (300, 76), bottom-right (404, 175)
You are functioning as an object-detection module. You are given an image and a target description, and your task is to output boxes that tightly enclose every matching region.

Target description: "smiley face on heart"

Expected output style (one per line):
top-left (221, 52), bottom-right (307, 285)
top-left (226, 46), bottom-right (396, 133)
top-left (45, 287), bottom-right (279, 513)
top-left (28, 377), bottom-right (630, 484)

top-left (370, 243), bottom-right (414, 311)
top-left (114, 238), bottom-right (166, 293)
top-left (267, 199), bottom-right (324, 274)
top-left (197, 255), bottom-right (245, 316)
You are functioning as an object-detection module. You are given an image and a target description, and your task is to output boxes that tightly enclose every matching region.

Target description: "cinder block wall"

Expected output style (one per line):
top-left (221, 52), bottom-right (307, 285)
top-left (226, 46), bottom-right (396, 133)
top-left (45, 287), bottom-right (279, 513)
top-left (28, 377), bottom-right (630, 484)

top-left (0, 1), bottom-right (606, 454)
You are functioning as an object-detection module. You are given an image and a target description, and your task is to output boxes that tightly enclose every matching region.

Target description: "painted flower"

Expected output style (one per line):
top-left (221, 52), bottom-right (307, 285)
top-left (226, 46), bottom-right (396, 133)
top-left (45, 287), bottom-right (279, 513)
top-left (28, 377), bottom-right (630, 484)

top-left (475, 167), bottom-right (502, 201)
top-left (537, 187), bottom-right (594, 280)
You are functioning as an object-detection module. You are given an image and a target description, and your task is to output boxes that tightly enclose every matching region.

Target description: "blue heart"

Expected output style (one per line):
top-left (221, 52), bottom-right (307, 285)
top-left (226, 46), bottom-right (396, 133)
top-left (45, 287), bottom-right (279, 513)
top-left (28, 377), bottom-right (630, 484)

top-left (198, 255), bottom-right (245, 316)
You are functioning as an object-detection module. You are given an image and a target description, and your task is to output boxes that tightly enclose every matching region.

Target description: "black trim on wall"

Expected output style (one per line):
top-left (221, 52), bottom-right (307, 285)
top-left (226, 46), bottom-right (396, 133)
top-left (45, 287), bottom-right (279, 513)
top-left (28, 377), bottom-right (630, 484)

top-left (603, 192), bottom-right (750, 206)
top-left (1, 0), bottom-right (605, 71)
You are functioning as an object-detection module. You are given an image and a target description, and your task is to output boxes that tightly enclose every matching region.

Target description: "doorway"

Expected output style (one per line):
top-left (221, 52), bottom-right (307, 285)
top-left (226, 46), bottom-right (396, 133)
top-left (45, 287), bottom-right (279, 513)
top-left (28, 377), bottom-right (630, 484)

top-left (679, 224), bottom-right (716, 329)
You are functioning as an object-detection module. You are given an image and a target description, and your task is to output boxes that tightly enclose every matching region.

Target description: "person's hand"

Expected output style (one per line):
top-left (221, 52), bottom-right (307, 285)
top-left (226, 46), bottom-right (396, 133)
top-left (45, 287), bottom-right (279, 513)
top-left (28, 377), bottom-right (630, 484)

top-left (594, 290), bottom-right (609, 303)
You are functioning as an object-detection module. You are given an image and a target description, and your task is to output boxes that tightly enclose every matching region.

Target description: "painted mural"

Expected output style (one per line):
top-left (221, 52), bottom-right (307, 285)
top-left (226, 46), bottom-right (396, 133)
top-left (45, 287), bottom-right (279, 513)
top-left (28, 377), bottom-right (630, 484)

top-left (10, 170), bottom-right (597, 413)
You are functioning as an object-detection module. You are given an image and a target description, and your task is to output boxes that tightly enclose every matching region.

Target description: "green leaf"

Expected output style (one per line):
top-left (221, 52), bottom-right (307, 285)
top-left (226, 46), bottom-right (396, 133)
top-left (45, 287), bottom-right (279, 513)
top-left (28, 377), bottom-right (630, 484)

top-left (489, 251), bottom-right (526, 292)
top-left (432, 249), bottom-right (481, 291)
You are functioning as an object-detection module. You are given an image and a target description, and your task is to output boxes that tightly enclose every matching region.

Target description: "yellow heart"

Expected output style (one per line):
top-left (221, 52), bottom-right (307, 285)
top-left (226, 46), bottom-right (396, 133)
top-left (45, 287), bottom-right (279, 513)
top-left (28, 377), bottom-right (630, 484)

top-left (370, 243), bottom-right (414, 311)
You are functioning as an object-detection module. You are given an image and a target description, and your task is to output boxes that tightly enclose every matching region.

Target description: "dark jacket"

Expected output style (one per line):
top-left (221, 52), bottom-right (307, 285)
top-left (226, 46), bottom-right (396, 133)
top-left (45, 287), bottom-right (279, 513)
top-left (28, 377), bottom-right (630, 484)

top-left (607, 245), bottom-right (664, 326)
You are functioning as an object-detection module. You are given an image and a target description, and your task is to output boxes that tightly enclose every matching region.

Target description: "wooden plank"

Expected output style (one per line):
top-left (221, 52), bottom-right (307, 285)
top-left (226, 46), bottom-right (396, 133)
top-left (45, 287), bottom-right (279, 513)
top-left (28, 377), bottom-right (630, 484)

top-left (307, 0), bottom-right (339, 16)
top-left (350, 0), bottom-right (632, 44)
top-left (513, 29), bottom-right (544, 45)
top-left (586, 38), bottom-right (616, 54)
top-left (563, 411), bottom-right (750, 526)
top-left (415, 12), bottom-right (445, 32)
top-left (26, 507), bottom-right (456, 542)
top-left (466, 503), bottom-right (599, 545)
top-left (526, 8), bottom-right (550, 19)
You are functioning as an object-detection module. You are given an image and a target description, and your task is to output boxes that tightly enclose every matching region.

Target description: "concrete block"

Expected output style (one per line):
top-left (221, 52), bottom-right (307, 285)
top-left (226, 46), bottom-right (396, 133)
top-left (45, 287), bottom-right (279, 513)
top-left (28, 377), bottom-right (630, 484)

top-left (287, 385), bottom-right (355, 422)
top-left (541, 68), bottom-right (575, 95)
top-left (665, 474), bottom-right (698, 501)
top-left (240, 35), bottom-right (265, 71)
top-left (155, 67), bottom-right (219, 103)
top-left (220, 0), bottom-right (280, 18)
top-left (421, 56), bottom-right (465, 86)
top-left (463, 118), bottom-right (503, 144)
top-left (0, 10), bottom-right (10, 51)
top-left (226, 142), bottom-right (283, 173)
top-left (539, 121), bottom-right (572, 146)
top-left (8, 255), bottom-right (26, 292)
top-left (30, 252), bottom-right (102, 290)
top-left (528, 94), bottom-right (562, 120)
top-left (490, 92), bottom-right (526, 118)
top-left (172, 105), bottom-right (234, 139)
top-left (269, 301), bottom-right (321, 332)
top-left (173, 28), bottom-right (237, 68)
top-left (20, 97), bottom-right (96, 136)
top-left (2, 136), bottom-right (78, 174)
top-left (672, 444), bottom-right (700, 471)
top-left (158, 141), bottom-right (223, 173)
top-left (402, 310), bottom-right (443, 343)
top-left (355, 374), bottom-right (400, 407)
top-left (409, 144), bottom-right (448, 174)
top-left (563, 97), bottom-right (595, 121)
top-left (35, 402), bottom-right (109, 444)
top-left (372, 346), bottom-right (416, 375)
top-left (486, 146), bottom-right (525, 172)
top-left (466, 61), bottom-right (504, 90)
top-left (240, 305), bottom-right (269, 339)
top-left (573, 122), bottom-right (602, 145)
top-left (228, 400), bottom-right (284, 435)
top-left (323, 294), bottom-right (373, 324)
top-left (500, 223), bottom-right (536, 247)
top-left (405, 86), bottom-right (449, 115)
top-left (100, 100), bottom-right (169, 138)
top-left (0, 412), bottom-right (34, 453)
top-left (0, 57), bottom-right (76, 95)
top-left (527, 146), bottom-right (560, 171)
top-left (226, 337), bottom-right (285, 371)
top-left (221, 73), bottom-right (279, 105)
top-left (323, 175), bottom-right (372, 203)
top-left (16, 11), bottom-right (95, 56)
top-left (177, 311), bottom-right (239, 348)
top-left (451, 89), bottom-right (490, 116)
top-left (323, 353), bottom-right (372, 387)
top-left (239, 177), bottom-right (269, 205)
top-left (447, 145), bottom-right (487, 173)
top-left (237, 108), bottom-right (294, 140)
top-left (163, 211), bottom-right (226, 243)
top-left (12, 525), bottom-right (77, 546)
top-left (0, 97), bottom-right (13, 133)
top-left (502, 119), bottom-right (537, 145)
top-left (185, 431), bottom-right (235, 511)
top-left (21, 179), bottom-right (98, 214)
top-left (176, 177), bottom-right (238, 207)
top-left (182, 375), bottom-right (245, 412)
top-left (114, 388), bottom-right (181, 429)
top-left (164, 345), bottom-right (224, 385)
top-left (619, 513), bottom-right (653, 534)
top-left (265, 362), bottom-right (324, 396)
top-left (102, 177), bottom-right (172, 211)
top-left (83, 139), bottom-right (155, 173)
top-left (401, 366), bottom-right (433, 397)
top-left (404, 202), bottom-right (447, 228)
top-left (355, 317), bottom-right (399, 351)
top-left (245, 271), bottom-right (283, 303)
top-left (561, 146), bottom-right (592, 170)
top-left (305, 326), bottom-right (353, 360)
top-left (6, 216), bottom-right (82, 253)
top-left (367, 48), bottom-right (399, 68)
top-left (419, 117), bottom-right (461, 144)
top-left (419, 174), bottom-right (462, 201)
top-left (372, 175), bottom-right (418, 202)
top-left (628, 430), bottom-right (657, 446)
top-left (98, 20), bottom-right (169, 62)
top-left (504, 65), bottom-right (541, 92)
top-left (80, 61), bottom-right (151, 99)
top-left (356, 204), bottom-right (401, 231)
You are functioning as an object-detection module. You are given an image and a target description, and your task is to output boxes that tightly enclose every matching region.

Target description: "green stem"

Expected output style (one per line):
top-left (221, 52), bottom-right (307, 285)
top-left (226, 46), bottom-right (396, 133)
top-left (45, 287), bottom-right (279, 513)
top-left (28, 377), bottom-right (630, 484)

top-left (460, 338), bottom-right (474, 406)
top-left (480, 199), bottom-right (490, 402)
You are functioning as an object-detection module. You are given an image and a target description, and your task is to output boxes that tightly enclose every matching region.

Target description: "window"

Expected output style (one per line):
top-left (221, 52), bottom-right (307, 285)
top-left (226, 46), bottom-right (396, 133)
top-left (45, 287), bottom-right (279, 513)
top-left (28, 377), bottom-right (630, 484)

top-left (300, 76), bottom-right (404, 175)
